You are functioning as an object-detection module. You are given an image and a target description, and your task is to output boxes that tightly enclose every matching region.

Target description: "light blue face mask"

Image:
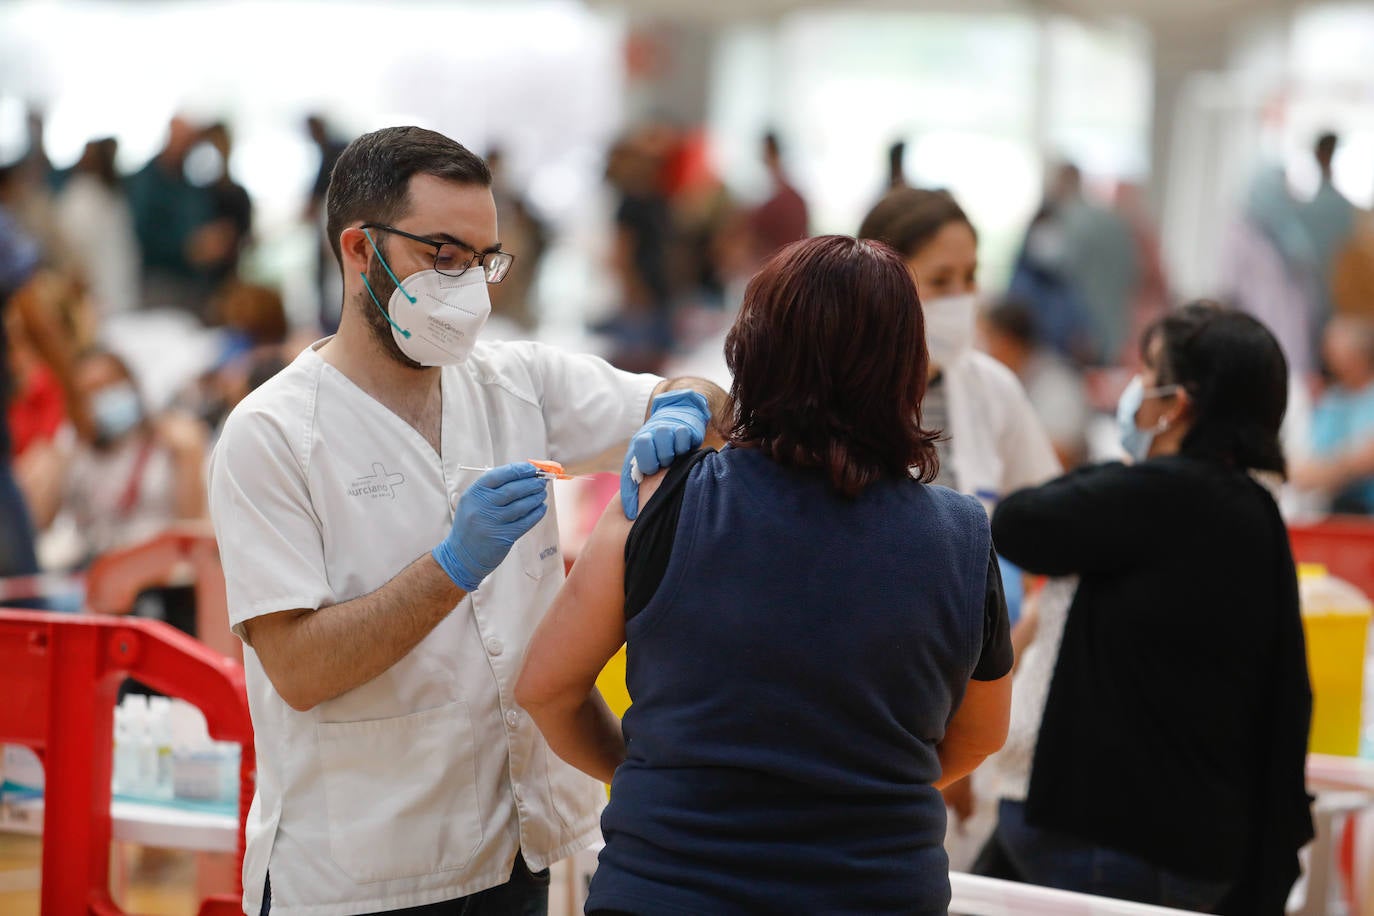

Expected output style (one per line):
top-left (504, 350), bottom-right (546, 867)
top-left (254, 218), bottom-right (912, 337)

top-left (1116, 375), bottom-right (1182, 463)
top-left (92, 383), bottom-right (143, 442)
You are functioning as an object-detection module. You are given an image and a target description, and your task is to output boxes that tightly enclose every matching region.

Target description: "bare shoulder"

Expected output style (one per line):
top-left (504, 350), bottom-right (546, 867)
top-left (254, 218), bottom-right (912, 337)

top-left (638, 468), bottom-right (670, 508)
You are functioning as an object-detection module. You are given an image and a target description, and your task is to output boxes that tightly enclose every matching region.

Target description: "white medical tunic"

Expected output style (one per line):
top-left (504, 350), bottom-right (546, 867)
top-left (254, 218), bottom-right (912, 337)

top-left (208, 338), bottom-right (659, 915)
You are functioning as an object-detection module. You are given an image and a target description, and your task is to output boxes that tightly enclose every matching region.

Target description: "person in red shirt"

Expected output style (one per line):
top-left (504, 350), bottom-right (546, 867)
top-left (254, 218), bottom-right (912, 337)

top-left (748, 132), bottom-right (809, 264)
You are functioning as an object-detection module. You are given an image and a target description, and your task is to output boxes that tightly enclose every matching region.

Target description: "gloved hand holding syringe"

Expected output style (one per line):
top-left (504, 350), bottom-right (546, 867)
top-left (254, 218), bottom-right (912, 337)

top-left (434, 460), bottom-right (596, 592)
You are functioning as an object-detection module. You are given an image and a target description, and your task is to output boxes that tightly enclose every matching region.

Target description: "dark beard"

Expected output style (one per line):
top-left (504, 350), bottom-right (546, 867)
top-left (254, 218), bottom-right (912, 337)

top-left (359, 255), bottom-right (425, 371)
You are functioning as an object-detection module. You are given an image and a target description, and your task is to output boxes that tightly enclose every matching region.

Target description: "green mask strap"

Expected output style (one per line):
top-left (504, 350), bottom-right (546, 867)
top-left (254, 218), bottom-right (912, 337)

top-left (360, 228), bottom-right (416, 338)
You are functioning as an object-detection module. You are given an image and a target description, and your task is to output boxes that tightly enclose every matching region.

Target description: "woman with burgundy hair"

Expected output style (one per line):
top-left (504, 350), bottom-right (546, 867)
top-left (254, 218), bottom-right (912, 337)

top-left (517, 235), bottom-right (1013, 914)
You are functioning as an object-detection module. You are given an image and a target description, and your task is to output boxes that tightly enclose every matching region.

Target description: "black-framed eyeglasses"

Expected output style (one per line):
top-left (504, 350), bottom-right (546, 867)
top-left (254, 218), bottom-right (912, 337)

top-left (361, 223), bottom-right (515, 284)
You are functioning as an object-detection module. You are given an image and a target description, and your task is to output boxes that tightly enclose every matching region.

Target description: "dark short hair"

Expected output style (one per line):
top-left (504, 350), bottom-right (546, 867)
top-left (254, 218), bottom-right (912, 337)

top-left (1316, 132), bottom-right (1338, 161)
top-left (856, 187), bottom-right (975, 261)
top-left (725, 235), bottom-right (940, 496)
top-left (1142, 302), bottom-right (1288, 476)
top-left (762, 131), bottom-right (781, 158)
top-left (325, 126), bottom-right (491, 270)
top-left (887, 140), bottom-right (906, 172)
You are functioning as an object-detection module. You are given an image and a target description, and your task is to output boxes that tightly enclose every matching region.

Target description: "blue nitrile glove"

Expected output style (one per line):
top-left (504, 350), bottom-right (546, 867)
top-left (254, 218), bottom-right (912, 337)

top-left (620, 389), bottom-right (710, 520)
top-left (433, 463), bottom-right (548, 592)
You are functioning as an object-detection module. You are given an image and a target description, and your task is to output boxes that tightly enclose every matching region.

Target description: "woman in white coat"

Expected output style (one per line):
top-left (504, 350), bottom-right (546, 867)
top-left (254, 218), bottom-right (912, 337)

top-left (859, 187), bottom-right (1063, 868)
top-left (858, 188), bottom-right (1060, 512)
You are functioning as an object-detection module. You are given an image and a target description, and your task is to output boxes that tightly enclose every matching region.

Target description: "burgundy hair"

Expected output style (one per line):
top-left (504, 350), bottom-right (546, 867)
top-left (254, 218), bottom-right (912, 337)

top-left (725, 235), bottom-right (940, 496)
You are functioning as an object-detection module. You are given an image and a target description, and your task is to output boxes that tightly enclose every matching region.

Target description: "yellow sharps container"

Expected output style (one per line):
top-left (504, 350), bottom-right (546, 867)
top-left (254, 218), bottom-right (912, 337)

top-left (596, 645), bottom-right (632, 719)
top-left (1299, 564), bottom-right (1373, 756)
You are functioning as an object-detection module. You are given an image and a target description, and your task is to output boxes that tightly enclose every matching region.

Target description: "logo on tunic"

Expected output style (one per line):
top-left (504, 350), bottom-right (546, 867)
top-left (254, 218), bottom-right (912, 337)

top-left (348, 463), bottom-right (406, 500)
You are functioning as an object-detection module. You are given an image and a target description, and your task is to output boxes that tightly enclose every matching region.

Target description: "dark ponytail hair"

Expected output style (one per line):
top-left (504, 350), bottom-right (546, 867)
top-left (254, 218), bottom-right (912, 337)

top-left (1142, 302), bottom-right (1288, 476)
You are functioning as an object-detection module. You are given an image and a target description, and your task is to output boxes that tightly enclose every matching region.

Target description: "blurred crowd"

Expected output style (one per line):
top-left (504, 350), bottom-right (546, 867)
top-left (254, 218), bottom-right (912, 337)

top-left (3, 107), bottom-right (1374, 600)
top-left (0, 110), bottom-right (322, 595)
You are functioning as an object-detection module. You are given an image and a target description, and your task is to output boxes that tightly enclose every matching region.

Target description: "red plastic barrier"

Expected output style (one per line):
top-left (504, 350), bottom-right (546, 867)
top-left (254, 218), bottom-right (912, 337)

top-left (0, 611), bottom-right (253, 916)
top-left (1289, 517), bottom-right (1374, 601)
top-left (1289, 518), bottom-right (1374, 915)
top-left (85, 524), bottom-right (241, 663)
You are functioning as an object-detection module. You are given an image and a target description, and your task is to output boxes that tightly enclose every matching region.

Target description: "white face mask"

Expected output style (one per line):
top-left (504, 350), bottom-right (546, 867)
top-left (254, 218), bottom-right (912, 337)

top-left (361, 231), bottom-right (492, 367)
top-left (922, 293), bottom-right (978, 367)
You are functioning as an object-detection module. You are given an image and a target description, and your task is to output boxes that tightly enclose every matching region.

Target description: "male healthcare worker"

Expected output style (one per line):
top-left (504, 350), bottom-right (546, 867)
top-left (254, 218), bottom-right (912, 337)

top-left (208, 127), bottom-right (721, 916)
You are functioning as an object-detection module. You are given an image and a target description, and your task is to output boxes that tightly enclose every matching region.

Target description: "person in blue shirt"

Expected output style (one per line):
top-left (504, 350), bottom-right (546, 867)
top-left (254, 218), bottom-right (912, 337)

top-left (1296, 315), bottom-right (1374, 512)
top-left (1300, 133), bottom-right (1356, 328)
top-left (518, 235), bottom-right (1013, 915)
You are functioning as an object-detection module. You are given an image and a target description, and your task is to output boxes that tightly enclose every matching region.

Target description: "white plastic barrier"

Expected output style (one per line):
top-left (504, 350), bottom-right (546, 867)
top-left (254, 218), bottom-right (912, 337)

top-left (547, 848), bottom-right (1197, 916)
top-left (949, 872), bottom-right (1198, 915)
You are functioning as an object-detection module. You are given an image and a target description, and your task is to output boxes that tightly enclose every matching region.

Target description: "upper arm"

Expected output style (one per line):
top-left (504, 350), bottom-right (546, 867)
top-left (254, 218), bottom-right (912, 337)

top-left (517, 474), bottom-right (666, 708)
top-left (209, 409), bottom-right (332, 638)
top-left (945, 673), bottom-right (1012, 756)
top-left (238, 606), bottom-right (309, 654)
top-left (992, 463), bottom-right (1149, 576)
top-left (971, 550), bottom-right (1014, 682)
top-left (527, 343), bottom-right (660, 473)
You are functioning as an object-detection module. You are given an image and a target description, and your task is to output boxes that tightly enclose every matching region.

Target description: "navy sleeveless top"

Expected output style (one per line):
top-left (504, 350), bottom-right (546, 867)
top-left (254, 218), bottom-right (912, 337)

top-left (586, 446), bottom-right (995, 915)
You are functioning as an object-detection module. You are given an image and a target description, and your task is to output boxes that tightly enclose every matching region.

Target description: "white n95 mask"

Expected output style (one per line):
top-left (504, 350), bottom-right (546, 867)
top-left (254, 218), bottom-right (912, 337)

top-left (921, 293), bottom-right (978, 368)
top-left (361, 230), bottom-right (492, 366)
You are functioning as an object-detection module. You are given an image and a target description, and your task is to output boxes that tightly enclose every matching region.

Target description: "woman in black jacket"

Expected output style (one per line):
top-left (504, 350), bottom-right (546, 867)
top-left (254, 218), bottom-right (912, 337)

top-left (990, 303), bottom-right (1313, 914)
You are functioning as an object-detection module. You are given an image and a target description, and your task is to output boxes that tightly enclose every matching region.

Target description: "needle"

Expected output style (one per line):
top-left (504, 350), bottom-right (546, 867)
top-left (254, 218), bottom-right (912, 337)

top-left (456, 464), bottom-right (598, 481)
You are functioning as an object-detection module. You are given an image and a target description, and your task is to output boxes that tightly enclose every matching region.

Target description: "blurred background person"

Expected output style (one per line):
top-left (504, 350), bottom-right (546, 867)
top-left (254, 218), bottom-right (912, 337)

top-left (485, 147), bottom-right (547, 334)
top-left (2, 107), bottom-right (63, 250)
top-left (1333, 197), bottom-right (1374, 322)
top-left (857, 187), bottom-right (1060, 511)
top-left (7, 270), bottom-right (95, 497)
top-left (199, 121), bottom-right (254, 295)
top-left (187, 282), bottom-right (291, 432)
top-left (1292, 315), bottom-right (1374, 514)
top-left (53, 137), bottom-right (141, 316)
top-left (1114, 182), bottom-right (1170, 370)
top-left (304, 113), bottom-right (347, 224)
top-left (886, 139), bottom-right (909, 192)
top-left (0, 194), bottom-right (90, 598)
top-left (1025, 163), bottom-right (1139, 366)
top-left (27, 348), bottom-right (209, 564)
top-left (747, 130), bottom-right (808, 265)
top-left (1007, 201), bottom-right (1094, 363)
top-left (597, 133), bottom-right (675, 372)
top-left (518, 235), bottom-right (1011, 916)
top-left (980, 298), bottom-right (1090, 469)
top-left (214, 281), bottom-right (288, 361)
top-left (1220, 165), bottom-right (1320, 379)
top-left (990, 304), bottom-right (1312, 913)
top-left (666, 128), bottom-right (737, 319)
top-left (1299, 132), bottom-right (1355, 330)
top-left (1331, 144), bottom-right (1374, 326)
top-left (304, 113), bottom-right (348, 332)
top-left (0, 198), bottom-right (52, 587)
top-left (126, 115), bottom-right (216, 315)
